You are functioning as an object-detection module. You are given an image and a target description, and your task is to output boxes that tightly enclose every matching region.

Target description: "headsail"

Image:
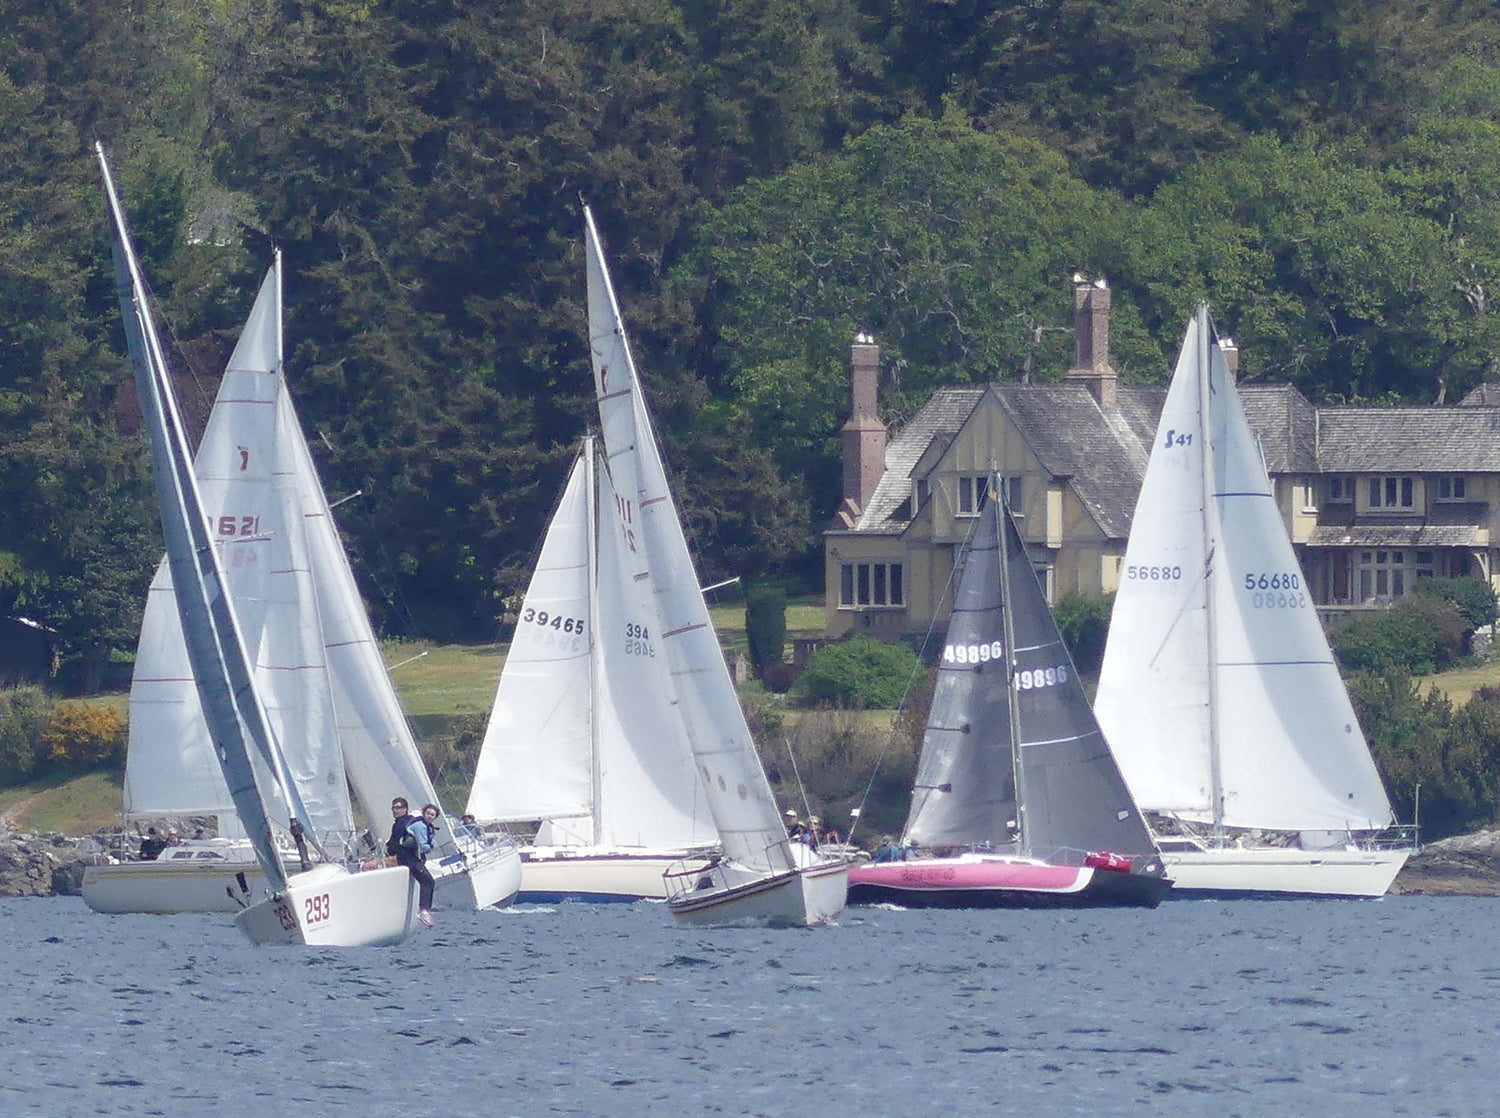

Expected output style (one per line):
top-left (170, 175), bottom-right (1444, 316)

top-left (585, 207), bottom-right (789, 874)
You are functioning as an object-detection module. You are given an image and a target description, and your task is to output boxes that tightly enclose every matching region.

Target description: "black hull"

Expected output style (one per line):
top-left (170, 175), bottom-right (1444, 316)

top-left (848, 870), bottom-right (1170, 910)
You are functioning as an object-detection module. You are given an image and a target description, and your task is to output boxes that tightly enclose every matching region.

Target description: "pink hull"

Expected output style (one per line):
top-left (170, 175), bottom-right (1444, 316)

top-left (850, 857), bottom-right (1088, 893)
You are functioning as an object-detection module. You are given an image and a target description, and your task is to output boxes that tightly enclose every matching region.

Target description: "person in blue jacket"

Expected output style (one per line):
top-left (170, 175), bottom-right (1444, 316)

top-left (386, 797), bottom-right (436, 927)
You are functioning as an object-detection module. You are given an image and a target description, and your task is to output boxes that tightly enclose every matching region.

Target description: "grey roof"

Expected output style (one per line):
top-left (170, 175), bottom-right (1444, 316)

top-left (847, 387), bottom-right (984, 531)
top-left (1306, 522), bottom-right (1479, 548)
top-left (1239, 383), bottom-right (1318, 473)
top-left (992, 384), bottom-right (1162, 538)
top-left (1460, 384), bottom-right (1500, 407)
top-left (1315, 407), bottom-right (1500, 472)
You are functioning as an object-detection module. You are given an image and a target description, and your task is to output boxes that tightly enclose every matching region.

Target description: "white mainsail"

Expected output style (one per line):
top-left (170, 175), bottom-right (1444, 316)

top-left (585, 207), bottom-right (790, 875)
top-left (1095, 305), bottom-right (1395, 833)
top-left (124, 262), bottom-right (353, 842)
top-left (469, 440), bottom-right (714, 848)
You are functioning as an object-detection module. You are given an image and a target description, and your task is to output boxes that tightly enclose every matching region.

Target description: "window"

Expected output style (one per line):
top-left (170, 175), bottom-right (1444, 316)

top-left (912, 478), bottom-right (931, 514)
top-left (1435, 476), bottom-right (1467, 502)
top-left (1357, 549), bottom-right (1408, 600)
top-left (1326, 476), bottom-right (1353, 503)
top-left (956, 475), bottom-right (989, 517)
top-left (839, 562), bottom-right (905, 608)
top-left (1005, 476), bottom-right (1024, 515)
top-left (1368, 476), bottom-right (1414, 510)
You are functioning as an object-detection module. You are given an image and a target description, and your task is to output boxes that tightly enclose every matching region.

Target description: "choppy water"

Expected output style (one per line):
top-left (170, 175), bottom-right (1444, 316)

top-left (1, 896), bottom-right (1495, 1116)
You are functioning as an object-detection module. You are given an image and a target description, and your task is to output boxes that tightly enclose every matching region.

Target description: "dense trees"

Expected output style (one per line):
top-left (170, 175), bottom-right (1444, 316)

top-left (7, 0), bottom-right (1500, 675)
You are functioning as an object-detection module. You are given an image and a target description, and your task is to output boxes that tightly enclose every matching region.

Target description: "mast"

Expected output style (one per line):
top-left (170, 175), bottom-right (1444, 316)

top-left (584, 435), bottom-right (603, 847)
top-left (1196, 304), bottom-right (1225, 844)
top-left (995, 473), bottom-right (1028, 856)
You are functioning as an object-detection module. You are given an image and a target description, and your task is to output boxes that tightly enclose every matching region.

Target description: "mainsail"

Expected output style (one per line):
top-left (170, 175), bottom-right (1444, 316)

top-left (585, 207), bottom-right (789, 874)
top-left (124, 260), bottom-right (353, 843)
top-left (1095, 305), bottom-right (1395, 832)
top-left (907, 485), bottom-right (1157, 861)
top-left (469, 440), bottom-right (714, 848)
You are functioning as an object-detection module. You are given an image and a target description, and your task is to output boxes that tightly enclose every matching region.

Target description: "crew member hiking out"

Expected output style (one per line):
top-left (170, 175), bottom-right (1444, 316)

top-left (387, 797), bottom-right (436, 927)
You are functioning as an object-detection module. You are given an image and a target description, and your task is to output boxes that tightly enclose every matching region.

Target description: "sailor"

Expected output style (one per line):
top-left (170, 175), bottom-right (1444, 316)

top-left (387, 797), bottom-right (436, 927)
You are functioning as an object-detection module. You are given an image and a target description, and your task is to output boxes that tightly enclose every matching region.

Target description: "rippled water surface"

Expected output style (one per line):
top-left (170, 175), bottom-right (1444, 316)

top-left (2, 896), bottom-right (1496, 1116)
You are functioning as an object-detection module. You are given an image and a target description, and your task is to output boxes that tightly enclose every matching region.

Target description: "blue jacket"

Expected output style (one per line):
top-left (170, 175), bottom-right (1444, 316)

top-left (387, 813), bottom-right (433, 859)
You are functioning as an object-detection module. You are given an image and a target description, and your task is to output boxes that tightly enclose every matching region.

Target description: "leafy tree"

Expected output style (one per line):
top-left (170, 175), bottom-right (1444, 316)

top-left (1331, 597), bottom-right (1466, 676)
top-left (1411, 576), bottom-right (1497, 635)
top-left (744, 584), bottom-right (787, 677)
top-left (796, 633), bottom-right (921, 708)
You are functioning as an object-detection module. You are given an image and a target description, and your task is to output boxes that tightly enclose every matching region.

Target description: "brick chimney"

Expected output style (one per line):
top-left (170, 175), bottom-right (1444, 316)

top-left (835, 334), bottom-right (886, 528)
top-left (1220, 336), bottom-right (1239, 383)
top-left (1065, 276), bottom-right (1117, 407)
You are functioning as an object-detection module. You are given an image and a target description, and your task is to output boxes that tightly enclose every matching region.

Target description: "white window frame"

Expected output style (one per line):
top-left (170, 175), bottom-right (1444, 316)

top-left (838, 561), bottom-right (906, 609)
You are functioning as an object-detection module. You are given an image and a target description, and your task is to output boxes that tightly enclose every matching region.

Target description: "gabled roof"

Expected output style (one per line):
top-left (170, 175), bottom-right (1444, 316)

top-left (843, 387), bottom-right (984, 533)
top-left (1315, 407), bottom-right (1500, 472)
top-left (1239, 383), bottom-right (1318, 473)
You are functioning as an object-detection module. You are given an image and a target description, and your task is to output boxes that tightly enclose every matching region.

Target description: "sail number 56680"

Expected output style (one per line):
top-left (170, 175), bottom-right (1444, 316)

top-left (1243, 572), bottom-right (1300, 591)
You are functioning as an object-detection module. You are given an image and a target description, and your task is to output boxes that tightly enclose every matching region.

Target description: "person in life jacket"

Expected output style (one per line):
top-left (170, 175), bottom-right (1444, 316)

top-left (386, 797), bottom-right (436, 927)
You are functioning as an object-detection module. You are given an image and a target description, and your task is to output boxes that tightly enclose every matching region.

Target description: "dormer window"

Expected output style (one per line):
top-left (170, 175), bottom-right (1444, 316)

top-left (912, 477), bottom-right (931, 514)
top-left (1368, 475), bottom-right (1414, 510)
top-left (1435, 476), bottom-right (1467, 502)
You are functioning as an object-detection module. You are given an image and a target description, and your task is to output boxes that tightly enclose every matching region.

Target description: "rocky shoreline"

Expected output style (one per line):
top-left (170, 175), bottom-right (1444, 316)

top-left (4, 826), bottom-right (1500, 899)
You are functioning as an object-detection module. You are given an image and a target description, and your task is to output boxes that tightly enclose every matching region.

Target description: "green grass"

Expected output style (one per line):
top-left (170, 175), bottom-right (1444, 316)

top-left (707, 595), bottom-right (826, 661)
top-left (380, 639), bottom-right (505, 718)
top-left (3, 770), bottom-right (125, 833)
top-left (1416, 660), bottom-right (1500, 706)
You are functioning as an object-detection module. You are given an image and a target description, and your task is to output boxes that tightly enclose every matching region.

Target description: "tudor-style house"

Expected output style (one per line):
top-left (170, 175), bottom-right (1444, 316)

top-left (824, 278), bottom-right (1500, 639)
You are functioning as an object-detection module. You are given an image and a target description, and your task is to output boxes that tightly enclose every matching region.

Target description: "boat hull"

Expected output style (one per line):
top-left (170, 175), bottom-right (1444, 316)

top-left (847, 855), bottom-right (1169, 909)
top-left (518, 847), bottom-right (715, 902)
top-left (82, 841), bottom-right (269, 914)
top-left (1160, 845), bottom-right (1410, 899)
top-left (234, 864), bottom-right (416, 946)
top-left (431, 840), bottom-right (521, 910)
top-left (666, 857), bottom-right (848, 926)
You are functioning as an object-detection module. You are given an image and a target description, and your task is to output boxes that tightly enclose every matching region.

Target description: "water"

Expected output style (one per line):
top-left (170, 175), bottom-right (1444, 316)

top-left (1, 896), bottom-right (1495, 1117)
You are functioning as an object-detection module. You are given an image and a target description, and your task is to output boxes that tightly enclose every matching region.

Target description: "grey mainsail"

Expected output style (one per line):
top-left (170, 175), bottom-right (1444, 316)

top-left (906, 481), bottom-right (1158, 864)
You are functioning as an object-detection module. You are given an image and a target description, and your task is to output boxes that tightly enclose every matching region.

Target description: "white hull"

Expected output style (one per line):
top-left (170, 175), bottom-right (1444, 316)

top-left (1161, 845), bottom-right (1410, 898)
top-left (519, 847), bottom-right (715, 902)
top-left (432, 840), bottom-right (521, 909)
top-left (83, 858), bottom-right (267, 914)
top-left (234, 863), bottom-right (416, 946)
top-left (666, 856), bottom-right (849, 926)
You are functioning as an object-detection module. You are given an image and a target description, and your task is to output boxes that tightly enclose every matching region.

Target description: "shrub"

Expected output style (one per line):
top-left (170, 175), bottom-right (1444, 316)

top-left (0, 686), bottom-right (55, 785)
top-left (1331, 596), bottom-right (1466, 674)
top-left (1052, 592), bottom-right (1114, 674)
top-left (1412, 576), bottom-right (1497, 633)
top-left (40, 701), bottom-right (124, 772)
top-left (795, 635), bottom-right (921, 709)
top-left (744, 585), bottom-right (787, 678)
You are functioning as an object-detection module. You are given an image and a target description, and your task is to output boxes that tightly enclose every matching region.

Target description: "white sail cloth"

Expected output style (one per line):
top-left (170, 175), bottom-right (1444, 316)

top-left (1095, 307), bottom-right (1394, 832)
top-left (584, 208), bottom-right (789, 874)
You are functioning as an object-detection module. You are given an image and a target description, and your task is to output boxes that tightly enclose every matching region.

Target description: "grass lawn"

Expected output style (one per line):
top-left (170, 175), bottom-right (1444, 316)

top-left (2, 770), bottom-right (125, 833)
top-left (1416, 660), bottom-right (1500, 706)
top-left (381, 639), bottom-right (505, 718)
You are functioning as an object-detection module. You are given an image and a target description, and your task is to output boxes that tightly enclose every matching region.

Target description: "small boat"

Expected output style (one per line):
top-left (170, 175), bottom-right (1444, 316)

top-left (84, 248), bottom-right (518, 916)
top-left (585, 206), bottom-right (848, 925)
top-left (847, 475), bottom-right (1170, 909)
top-left (101, 144), bottom-right (416, 945)
top-left (1093, 305), bottom-right (1413, 898)
top-left (466, 437), bottom-right (718, 901)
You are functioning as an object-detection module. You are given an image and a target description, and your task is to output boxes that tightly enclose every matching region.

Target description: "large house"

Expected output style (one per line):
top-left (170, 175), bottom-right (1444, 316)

top-left (824, 278), bottom-right (1500, 639)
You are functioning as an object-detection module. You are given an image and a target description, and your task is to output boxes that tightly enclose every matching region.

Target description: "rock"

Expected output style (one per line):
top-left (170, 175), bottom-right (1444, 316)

top-left (0, 831), bottom-right (98, 898)
top-left (1391, 828), bottom-right (1500, 897)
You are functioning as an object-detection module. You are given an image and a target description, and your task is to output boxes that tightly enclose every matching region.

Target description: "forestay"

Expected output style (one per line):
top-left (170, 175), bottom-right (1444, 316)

top-left (585, 207), bottom-right (789, 875)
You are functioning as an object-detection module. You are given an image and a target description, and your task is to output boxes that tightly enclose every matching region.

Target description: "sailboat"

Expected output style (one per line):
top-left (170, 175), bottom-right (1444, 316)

top-left (83, 253), bottom-right (519, 917)
top-left (466, 437), bottom-right (718, 901)
top-left (585, 206), bottom-right (848, 925)
top-left (1093, 304), bottom-right (1413, 898)
top-left (104, 143), bottom-right (408, 944)
top-left (846, 478), bottom-right (1170, 908)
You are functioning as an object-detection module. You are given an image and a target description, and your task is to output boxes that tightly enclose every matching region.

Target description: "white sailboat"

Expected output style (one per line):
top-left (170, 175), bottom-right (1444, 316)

top-left (99, 143), bottom-right (415, 945)
top-left (466, 437), bottom-right (718, 901)
top-left (585, 206), bottom-right (847, 925)
top-left (1094, 304), bottom-right (1413, 898)
top-left (84, 254), bottom-right (518, 916)
top-left (848, 477), bottom-right (1170, 908)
